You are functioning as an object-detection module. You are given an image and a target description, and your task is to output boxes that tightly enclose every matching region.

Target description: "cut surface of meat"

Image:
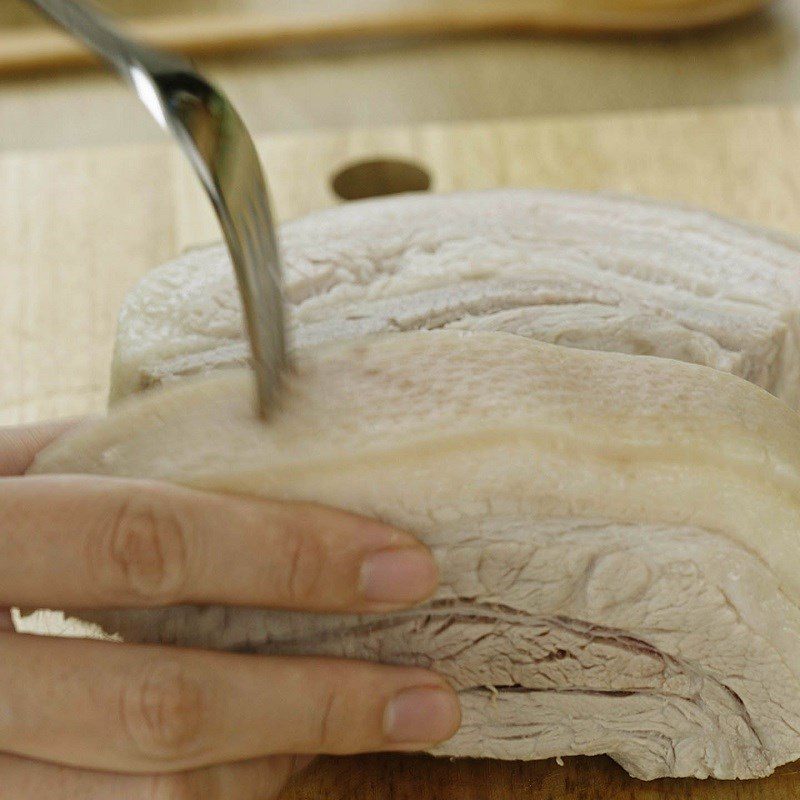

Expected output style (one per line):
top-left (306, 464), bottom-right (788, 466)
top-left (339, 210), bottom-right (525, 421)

top-left (30, 330), bottom-right (800, 780)
top-left (108, 190), bottom-right (800, 409)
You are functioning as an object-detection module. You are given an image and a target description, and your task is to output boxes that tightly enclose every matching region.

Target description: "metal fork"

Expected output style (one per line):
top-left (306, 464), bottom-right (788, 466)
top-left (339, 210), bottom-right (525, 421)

top-left (26, 0), bottom-right (289, 419)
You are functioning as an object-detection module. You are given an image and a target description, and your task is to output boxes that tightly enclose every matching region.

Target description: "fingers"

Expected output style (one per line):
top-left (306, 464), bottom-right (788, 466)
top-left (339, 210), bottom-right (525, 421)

top-left (0, 419), bottom-right (86, 477)
top-left (0, 475), bottom-right (438, 612)
top-left (0, 633), bottom-right (461, 773)
top-left (0, 751), bottom-right (313, 800)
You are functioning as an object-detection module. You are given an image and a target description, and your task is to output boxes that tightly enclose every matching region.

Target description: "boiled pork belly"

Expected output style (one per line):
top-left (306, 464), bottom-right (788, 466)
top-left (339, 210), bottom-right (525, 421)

top-left (31, 331), bottom-right (800, 780)
top-left (26, 190), bottom-right (800, 780)
top-left (109, 190), bottom-right (800, 408)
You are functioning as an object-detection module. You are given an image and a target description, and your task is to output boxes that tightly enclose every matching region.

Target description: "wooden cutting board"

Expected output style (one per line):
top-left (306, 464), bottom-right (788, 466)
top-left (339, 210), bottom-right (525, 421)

top-left (5, 103), bottom-right (800, 797)
top-left (0, 0), bottom-right (772, 76)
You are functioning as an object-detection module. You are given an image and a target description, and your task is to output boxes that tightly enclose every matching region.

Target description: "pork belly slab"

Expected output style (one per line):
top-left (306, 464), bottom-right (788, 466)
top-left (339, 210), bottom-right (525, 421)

top-left (27, 190), bottom-right (800, 780)
top-left (109, 190), bottom-right (800, 409)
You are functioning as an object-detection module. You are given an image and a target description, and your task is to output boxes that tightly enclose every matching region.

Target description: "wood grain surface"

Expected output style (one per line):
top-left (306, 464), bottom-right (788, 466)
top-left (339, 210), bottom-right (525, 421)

top-left (283, 753), bottom-right (800, 799)
top-left (3, 3), bottom-right (798, 155)
top-left (0, 0), bottom-right (772, 76)
top-left (5, 103), bottom-right (800, 797)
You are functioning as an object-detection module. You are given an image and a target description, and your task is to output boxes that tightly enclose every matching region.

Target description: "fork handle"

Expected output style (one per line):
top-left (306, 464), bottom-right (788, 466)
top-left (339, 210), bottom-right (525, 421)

top-left (26, 0), bottom-right (187, 80)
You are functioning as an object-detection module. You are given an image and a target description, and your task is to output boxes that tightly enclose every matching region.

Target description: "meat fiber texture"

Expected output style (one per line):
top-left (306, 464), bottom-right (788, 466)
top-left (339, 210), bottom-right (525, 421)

top-left (27, 190), bottom-right (800, 780)
top-left (108, 189), bottom-right (800, 410)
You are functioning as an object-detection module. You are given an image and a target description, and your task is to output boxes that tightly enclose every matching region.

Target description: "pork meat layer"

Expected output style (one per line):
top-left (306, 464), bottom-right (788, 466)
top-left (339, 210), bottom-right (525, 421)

top-left (30, 331), bottom-right (800, 780)
top-left (109, 190), bottom-right (800, 409)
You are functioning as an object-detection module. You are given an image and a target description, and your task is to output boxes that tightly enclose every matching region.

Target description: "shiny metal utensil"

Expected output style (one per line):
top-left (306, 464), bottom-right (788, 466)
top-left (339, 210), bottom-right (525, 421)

top-left (26, 0), bottom-right (289, 418)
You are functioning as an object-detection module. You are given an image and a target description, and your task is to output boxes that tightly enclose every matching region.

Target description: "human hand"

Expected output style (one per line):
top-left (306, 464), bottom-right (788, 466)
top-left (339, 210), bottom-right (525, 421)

top-left (0, 420), bottom-right (460, 799)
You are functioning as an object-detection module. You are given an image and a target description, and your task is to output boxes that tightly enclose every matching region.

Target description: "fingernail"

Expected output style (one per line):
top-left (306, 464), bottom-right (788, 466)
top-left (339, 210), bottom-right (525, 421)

top-left (383, 686), bottom-right (461, 745)
top-left (360, 548), bottom-right (439, 604)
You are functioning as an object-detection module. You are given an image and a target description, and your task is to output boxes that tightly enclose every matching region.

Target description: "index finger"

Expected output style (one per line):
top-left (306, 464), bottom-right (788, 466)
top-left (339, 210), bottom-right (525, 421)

top-left (0, 475), bottom-right (439, 613)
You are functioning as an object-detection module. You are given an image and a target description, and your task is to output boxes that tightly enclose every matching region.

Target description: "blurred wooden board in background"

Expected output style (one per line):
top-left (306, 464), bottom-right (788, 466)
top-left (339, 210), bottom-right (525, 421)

top-left (5, 102), bottom-right (800, 797)
top-left (0, 0), bottom-right (772, 76)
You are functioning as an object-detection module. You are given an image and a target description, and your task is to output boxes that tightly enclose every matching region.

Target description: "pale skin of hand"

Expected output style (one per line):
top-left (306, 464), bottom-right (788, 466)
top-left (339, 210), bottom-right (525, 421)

top-left (0, 421), bottom-right (461, 799)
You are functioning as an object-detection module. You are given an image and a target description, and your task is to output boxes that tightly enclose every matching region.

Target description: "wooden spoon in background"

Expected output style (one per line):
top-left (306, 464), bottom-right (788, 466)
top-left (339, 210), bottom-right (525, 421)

top-left (0, 0), bottom-right (774, 77)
